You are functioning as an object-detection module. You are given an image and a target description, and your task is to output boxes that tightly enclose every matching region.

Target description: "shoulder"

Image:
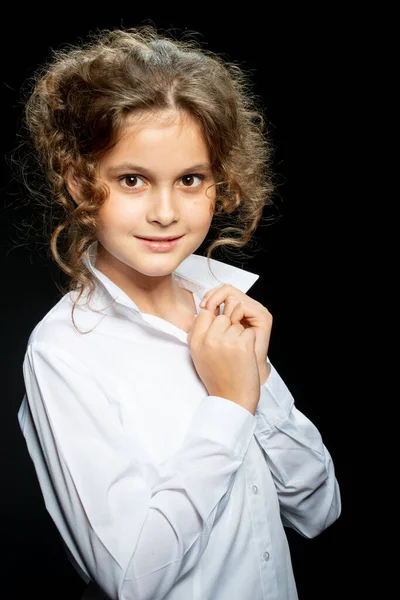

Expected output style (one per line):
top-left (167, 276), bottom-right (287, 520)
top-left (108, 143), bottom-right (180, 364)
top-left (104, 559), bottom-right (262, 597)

top-left (26, 289), bottom-right (104, 355)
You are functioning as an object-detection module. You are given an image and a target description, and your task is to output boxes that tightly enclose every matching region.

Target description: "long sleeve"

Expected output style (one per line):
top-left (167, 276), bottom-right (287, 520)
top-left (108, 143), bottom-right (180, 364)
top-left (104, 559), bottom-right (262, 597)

top-left (254, 360), bottom-right (341, 539)
top-left (21, 341), bottom-right (257, 600)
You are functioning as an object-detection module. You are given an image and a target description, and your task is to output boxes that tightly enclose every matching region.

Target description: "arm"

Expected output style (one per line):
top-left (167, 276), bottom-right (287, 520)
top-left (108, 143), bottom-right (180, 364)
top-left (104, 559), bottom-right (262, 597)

top-left (21, 341), bottom-right (256, 600)
top-left (254, 359), bottom-right (341, 538)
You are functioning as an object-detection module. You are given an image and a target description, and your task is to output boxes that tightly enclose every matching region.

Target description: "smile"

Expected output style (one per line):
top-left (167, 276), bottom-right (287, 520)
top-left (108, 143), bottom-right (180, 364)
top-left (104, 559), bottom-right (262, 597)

top-left (135, 235), bottom-right (184, 251)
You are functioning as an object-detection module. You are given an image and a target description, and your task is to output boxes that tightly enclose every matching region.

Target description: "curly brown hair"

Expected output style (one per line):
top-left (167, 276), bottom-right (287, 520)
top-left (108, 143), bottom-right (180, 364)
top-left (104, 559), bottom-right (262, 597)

top-left (16, 25), bottom-right (277, 332)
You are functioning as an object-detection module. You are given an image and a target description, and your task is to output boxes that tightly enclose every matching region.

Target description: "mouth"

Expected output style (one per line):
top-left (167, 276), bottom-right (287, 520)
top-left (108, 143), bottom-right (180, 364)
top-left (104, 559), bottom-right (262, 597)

top-left (135, 235), bottom-right (184, 241)
top-left (135, 235), bottom-right (185, 251)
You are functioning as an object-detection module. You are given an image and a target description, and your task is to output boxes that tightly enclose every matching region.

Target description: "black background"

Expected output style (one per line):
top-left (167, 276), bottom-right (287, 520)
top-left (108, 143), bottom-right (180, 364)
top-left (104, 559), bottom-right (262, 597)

top-left (1, 6), bottom-right (353, 599)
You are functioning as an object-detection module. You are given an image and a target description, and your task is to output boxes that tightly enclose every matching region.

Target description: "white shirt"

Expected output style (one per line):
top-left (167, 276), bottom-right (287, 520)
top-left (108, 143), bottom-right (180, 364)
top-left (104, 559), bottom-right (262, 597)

top-left (17, 240), bottom-right (341, 600)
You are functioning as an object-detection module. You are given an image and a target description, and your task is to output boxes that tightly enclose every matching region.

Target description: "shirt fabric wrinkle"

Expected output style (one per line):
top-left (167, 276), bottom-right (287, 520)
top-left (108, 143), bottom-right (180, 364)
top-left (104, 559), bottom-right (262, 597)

top-left (18, 240), bottom-right (341, 600)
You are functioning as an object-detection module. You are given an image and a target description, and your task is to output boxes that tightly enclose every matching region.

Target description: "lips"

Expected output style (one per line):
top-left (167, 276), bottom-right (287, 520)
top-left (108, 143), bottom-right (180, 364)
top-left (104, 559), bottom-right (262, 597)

top-left (136, 236), bottom-right (183, 241)
top-left (136, 235), bottom-right (184, 252)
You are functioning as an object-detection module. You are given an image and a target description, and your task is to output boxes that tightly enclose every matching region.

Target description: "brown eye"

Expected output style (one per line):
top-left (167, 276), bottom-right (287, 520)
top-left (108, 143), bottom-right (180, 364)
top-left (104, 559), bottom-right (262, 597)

top-left (119, 175), bottom-right (145, 189)
top-left (182, 175), bottom-right (195, 186)
top-left (123, 176), bottom-right (138, 187)
top-left (179, 174), bottom-right (205, 188)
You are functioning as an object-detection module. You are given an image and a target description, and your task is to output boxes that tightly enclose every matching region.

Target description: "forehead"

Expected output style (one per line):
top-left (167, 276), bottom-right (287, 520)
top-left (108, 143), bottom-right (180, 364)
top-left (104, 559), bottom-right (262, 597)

top-left (101, 109), bottom-right (211, 169)
top-left (118, 109), bottom-right (206, 145)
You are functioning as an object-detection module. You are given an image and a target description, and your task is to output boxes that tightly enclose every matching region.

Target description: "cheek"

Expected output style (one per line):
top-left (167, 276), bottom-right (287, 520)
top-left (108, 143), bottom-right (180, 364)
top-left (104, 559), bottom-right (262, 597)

top-left (98, 196), bottom-right (141, 228)
top-left (197, 186), bottom-right (216, 221)
top-left (186, 199), bottom-right (214, 229)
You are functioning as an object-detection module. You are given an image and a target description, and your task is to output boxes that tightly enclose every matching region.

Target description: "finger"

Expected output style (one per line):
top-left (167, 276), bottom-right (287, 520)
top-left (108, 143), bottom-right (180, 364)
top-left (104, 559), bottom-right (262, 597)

top-left (227, 298), bottom-right (262, 329)
top-left (229, 301), bottom-right (247, 326)
top-left (199, 283), bottom-right (225, 307)
top-left (206, 313), bottom-right (232, 339)
top-left (230, 301), bottom-right (262, 330)
top-left (222, 295), bottom-right (241, 319)
top-left (200, 304), bottom-right (220, 317)
top-left (187, 308), bottom-right (217, 343)
top-left (199, 284), bottom-right (242, 310)
top-left (200, 286), bottom-right (262, 328)
top-left (240, 325), bottom-right (256, 342)
top-left (201, 287), bottom-right (247, 315)
top-left (224, 321), bottom-right (245, 337)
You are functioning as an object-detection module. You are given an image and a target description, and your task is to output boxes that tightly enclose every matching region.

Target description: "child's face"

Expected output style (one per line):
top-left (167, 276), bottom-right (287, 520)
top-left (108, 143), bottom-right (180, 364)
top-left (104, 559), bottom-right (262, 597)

top-left (95, 109), bottom-right (216, 281)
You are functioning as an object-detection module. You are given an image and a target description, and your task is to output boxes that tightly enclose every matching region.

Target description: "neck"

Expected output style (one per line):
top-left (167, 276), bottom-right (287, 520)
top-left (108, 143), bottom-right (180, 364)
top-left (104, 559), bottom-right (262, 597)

top-left (94, 245), bottom-right (185, 315)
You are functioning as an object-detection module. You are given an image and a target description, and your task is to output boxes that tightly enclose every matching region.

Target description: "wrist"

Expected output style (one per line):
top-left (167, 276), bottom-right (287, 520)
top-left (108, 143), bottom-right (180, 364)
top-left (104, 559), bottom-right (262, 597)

top-left (259, 362), bottom-right (270, 386)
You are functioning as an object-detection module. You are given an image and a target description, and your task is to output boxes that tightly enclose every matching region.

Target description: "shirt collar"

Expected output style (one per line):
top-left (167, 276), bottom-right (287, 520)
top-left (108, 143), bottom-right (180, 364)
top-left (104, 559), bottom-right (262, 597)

top-left (82, 240), bottom-right (260, 314)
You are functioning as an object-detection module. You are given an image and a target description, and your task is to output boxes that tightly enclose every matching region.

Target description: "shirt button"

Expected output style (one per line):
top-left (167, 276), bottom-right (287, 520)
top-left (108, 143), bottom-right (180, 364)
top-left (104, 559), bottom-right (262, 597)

top-left (263, 551), bottom-right (270, 561)
top-left (251, 484), bottom-right (258, 494)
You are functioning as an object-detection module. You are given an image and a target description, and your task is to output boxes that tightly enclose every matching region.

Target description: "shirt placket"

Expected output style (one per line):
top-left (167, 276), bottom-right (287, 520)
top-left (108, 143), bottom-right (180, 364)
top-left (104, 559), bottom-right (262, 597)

top-left (243, 440), bottom-right (281, 600)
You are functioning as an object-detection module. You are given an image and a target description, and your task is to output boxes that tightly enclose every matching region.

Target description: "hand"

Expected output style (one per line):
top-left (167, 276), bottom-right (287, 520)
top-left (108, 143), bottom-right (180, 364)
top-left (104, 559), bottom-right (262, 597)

top-left (199, 283), bottom-right (272, 383)
top-left (187, 305), bottom-right (261, 414)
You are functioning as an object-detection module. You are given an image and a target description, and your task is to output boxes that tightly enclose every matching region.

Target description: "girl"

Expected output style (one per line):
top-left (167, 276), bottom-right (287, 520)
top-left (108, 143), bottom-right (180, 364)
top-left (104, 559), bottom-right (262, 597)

top-left (16, 26), bottom-right (341, 600)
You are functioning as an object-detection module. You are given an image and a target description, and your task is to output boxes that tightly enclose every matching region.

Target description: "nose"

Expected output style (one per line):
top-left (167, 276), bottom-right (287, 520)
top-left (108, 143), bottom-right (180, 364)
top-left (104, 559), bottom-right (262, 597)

top-left (148, 186), bottom-right (179, 225)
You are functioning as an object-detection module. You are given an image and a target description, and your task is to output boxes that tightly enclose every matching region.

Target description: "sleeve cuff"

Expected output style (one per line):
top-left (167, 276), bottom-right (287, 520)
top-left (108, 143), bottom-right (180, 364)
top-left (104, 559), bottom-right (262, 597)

top-left (187, 395), bottom-right (257, 460)
top-left (255, 361), bottom-right (294, 432)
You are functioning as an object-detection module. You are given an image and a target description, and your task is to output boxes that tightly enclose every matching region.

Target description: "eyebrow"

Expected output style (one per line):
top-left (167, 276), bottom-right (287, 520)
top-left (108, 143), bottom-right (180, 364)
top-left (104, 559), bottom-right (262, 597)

top-left (105, 163), bottom-right (212, 177)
